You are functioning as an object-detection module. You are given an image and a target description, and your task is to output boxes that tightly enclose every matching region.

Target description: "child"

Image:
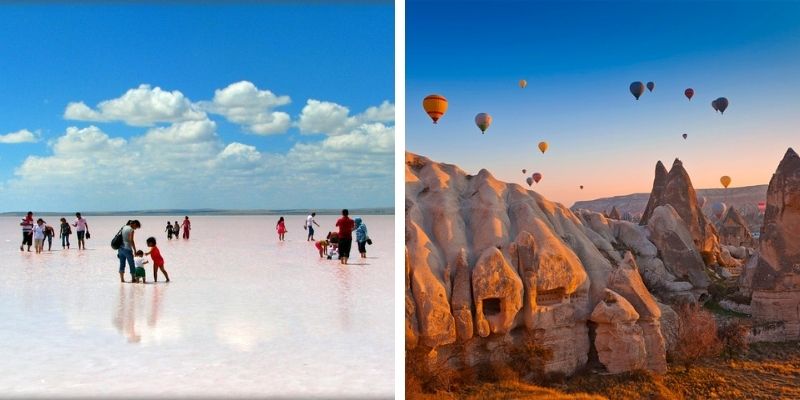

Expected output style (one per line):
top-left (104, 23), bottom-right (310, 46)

top-left (166, 221), bottom-right (173, 240)
top-left (145, 237), bottom-right (170, 283)
top-left (276, 217), bottom-right (287, 241)
top-left (315, 238), bottom-right (329, 258)
top-left (134, 250), bottom-right (148, 283)
top-left (354, 217), bottom-right (369, 259)
top-left (325, 231), bottom-right (339, 260)
top-left (60, 217), bottom-right (71, 249)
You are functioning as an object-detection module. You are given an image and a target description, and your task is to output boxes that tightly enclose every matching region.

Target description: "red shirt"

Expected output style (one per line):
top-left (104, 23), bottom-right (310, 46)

top-left (149, 246), bottom-right (164, 266)
top-left (336, 217), bottom-right (355, 239)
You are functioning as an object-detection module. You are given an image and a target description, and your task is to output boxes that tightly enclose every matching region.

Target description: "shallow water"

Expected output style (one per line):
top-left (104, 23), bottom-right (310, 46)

top-left (0, 215), bottom-right (394, 398)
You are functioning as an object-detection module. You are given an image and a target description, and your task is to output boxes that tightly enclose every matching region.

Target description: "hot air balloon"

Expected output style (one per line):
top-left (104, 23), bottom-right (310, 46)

top-left (532, 172), bottom-right (542, 183)
top-left (519, 79), bottom-right (527, 89)
top-left (758, 201), bottom-right (766, 213)
top-left (720, 175), bottom-right (731, 188)
top-left (423, 94), bottom-right (448, 124)
top-left (711, 99), bottom-right (719, 112)
top-left (684, 88), bottom-right (694, 100)
top-left (716, 97), bottom-right (729, 114)
top-left (646, 81), bottom-right (655, 92)
top-left (697, 196), bottom-right (707, 208)
top-left (682, 133), bottom-right (688, 140)
top-left (712, 202), bottom-right (727, 219)
top-left (526, 177), bottom-right (533, 187)
top-left (538, 141), bottom-right (548, 154)
top-left (475, 113), bottom-right (492, 134)
top-left (630, 81), bottom-right (645, 100)
top-left (522, 169), bottom-right (527, 174)
top-left (580, 185), bottom-right (584, 190)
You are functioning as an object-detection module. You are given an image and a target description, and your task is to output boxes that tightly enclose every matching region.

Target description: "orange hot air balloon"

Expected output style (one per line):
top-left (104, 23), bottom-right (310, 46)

top-left (720, 175), bottom-right (731, 188)
top-left (422, 94), bottom-right (448, 124)
top-left (519, 79), bottom-right (527, 88)
top-left (538, 141), bottom-right (548, 154)
top-left (684, 88), bottom-right (694, 100)
top-left (532, 172), bottom-right (542, 183)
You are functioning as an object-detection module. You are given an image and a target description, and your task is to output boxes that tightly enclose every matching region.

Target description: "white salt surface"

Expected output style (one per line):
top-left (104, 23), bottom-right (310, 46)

top-left (0, 215), bottom-right (394, 399)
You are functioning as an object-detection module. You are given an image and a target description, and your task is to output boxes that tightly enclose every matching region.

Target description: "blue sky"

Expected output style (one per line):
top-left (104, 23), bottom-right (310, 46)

top-left (0, 3), bottom-right (394, 212)
top-left (407, 0), bottom-right (800, 207)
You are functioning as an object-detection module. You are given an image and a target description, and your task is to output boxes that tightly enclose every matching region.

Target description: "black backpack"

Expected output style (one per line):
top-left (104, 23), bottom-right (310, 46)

top-left (111, 226), bottom-right (125, 250)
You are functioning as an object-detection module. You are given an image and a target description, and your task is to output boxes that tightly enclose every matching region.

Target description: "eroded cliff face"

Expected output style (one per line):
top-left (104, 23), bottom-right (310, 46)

top-left (747, 148), bottom-right (800, 340)
top-left (405, 152), bottom-right (666, 375)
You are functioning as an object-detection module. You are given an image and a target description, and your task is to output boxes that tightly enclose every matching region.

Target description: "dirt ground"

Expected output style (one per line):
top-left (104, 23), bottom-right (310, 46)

top-left (408, 341), bottom-right (800, 400)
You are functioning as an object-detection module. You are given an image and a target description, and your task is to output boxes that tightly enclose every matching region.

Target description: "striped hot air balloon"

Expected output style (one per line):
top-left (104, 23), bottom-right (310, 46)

top-left (422, 94), bottom-right (448, 124)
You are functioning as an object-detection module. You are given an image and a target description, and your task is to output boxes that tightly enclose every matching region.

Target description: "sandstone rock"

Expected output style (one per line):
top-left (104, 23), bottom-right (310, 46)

top-left (590, 289), bottom-right (647, 373)
top-left (718, 206), bottom-right (755, 248)
top-left (472, 247), bottom-right (523, 337)
top-left (640, 159), bottom-right (721, 264)
top-left (647, 205), bottom-right (710, 289)
top-left (607, 252), bottom-right (667, 372)
top-left (750, 148), bottom-right (800, 340)
top-left (657, 302), bottom-right (679, 355)
top-left (726, 245), bottom-right (748, 260)
top-left (406, 249), bottom-right (419, 349)
top-left (451, 249), bottom-right (474, 342)
top-left (405, 152), bottom-right (666, 376)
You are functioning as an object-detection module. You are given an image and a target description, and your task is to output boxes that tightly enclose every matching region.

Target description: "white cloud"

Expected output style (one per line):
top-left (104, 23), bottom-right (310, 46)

top-left (0, 129), bottom-right (39, 144)
top-left (4, 95), bottom-right (393, 210)
top-left (297, 99), bottom-right (395, 136)
top-left (64, 84), bottom-right (207, 127)
top-left (201, 81), bottom-right (291, 135)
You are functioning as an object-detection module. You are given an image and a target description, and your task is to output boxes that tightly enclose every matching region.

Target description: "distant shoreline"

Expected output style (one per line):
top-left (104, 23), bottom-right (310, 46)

top-left (0, 208), bottom-right (394, 217)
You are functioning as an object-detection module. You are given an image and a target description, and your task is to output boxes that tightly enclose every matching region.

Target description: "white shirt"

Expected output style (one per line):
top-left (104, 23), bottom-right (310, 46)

top-left (306, 215), bottom-right (314, 228)
top-left (135, 257), bottom-right (146, 269)
top-left (32, 224), bottom-right (46, 240)
top-left (73, 218), bottom-right (87, 232)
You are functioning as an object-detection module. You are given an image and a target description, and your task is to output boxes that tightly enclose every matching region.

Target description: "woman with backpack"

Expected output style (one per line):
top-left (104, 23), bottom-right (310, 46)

top-left (60, 218), bottom-right (71, 249)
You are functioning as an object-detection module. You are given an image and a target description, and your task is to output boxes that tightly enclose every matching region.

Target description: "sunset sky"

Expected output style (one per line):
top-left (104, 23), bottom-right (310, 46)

top-left (0, 3), bottom-right (393, 212)
top-left (407, 0), bottom-right (800, 207)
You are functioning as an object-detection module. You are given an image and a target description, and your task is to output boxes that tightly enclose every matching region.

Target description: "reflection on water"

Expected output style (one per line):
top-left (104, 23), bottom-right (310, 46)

top-left (0, 215), bottom-right (393, 398)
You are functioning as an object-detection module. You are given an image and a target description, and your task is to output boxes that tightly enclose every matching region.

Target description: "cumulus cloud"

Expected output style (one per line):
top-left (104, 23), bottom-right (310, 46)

top-left (297, 99), bottom-right (394, 136)
top-left (4, 94), bottom-right (393, 210)
top-left (0, 129), bottom-right (39, 144)
top-left (64, 84), bottom-right (207, 127)
top-left (200, 81), bottom-right (292, 135)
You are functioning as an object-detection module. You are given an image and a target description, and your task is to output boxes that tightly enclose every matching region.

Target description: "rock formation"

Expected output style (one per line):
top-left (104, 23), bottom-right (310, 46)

top-left (718, 206), bottom-right (754, 248)
top-left (639, 159), bottom-right (722, 265)
top-left (746, 148), bottom-right (800, 340)
top-left (590, 289), bottom-right (647, 373)
top-left (405, 152), bottom-right (667, 376)
top-left (608, 206), bottom-right (621, 220)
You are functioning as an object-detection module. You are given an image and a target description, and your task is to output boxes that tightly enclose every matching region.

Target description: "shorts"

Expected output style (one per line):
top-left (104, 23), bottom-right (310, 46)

top-left (315, 242), bottom-right (323, 251)
top-left (135, 267), bottom-right (146, 278)
top-left (22, 232), bottom-right (32, 246)
top-left (77, 231), bottom-right (86, 241)
top-left (34, 239), bottom-right (43, 247)
top-left (358, 240), bottom-right (367, 254)
top-left (338, 238), bottom-right (352, 259)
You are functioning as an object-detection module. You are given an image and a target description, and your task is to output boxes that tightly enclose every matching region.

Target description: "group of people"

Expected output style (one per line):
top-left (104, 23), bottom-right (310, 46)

top-left (165, 217), bottom-right (191, 240)
top-left (20, 212), bottom-right (89, 253)
top-left (116, 220), bottom-right (170, 284)
top-left (305, 210), bottom-right (371, 265)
